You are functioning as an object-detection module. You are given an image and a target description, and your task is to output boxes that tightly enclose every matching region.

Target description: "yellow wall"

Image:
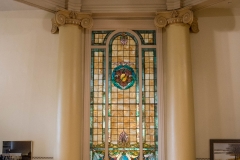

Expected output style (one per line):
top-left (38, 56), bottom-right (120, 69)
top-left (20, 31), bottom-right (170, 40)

top-left (0, 8), bottom-right (240, 159)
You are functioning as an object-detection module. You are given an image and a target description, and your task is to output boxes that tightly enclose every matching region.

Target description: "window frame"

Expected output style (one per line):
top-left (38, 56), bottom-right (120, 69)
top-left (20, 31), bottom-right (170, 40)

top-left (83, 19), bottom-right (164, 160)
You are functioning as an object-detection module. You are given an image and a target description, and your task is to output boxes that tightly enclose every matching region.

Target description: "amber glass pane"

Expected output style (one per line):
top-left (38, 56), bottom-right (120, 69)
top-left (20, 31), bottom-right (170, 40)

top-left (133, 30), bottom-right (156, 45)
top-left (92, 31), bottom-right (114, 45)
top-left (142, 49), bottom-right (158, 158)
top-left (108, 33), bottom-right (140, 159)
top-left (90, 49), bottom-right (106, 159)
top-left (90, 31), bottom-right (158, 160)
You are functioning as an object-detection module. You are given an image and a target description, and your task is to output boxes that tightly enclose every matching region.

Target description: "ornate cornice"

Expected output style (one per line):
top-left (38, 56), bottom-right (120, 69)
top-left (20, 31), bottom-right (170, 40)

top-left (51, 8), bottom-right (93, 34)
top-left (154, 7), bottom-right (199, 33)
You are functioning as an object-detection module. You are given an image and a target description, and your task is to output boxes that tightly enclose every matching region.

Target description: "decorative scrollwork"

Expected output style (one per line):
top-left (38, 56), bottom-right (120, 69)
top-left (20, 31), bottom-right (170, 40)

top-left (55, 12), bottom-right (66, 25)
top-left (51, 19), bottom-right (59, 34)
top-left (154, 15), bottom-right (167, 28)
top-left (154, 7), bottom-right (199, 33)
top-left (190, 17), bottom-right (199, 33)
top-left (51, 9), bottom-right (93, 34)
top-left (183, 10), bottom-right (193, 24)
top-left (69, 11), bottom-right (77, 19)
top-left (81, 17), bottom-right (93, 29)
top-left (171, 10), bottom-right (179, 18)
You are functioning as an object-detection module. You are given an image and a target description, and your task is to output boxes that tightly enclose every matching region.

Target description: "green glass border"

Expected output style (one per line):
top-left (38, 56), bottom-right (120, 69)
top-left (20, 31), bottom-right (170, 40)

top-left (132, 30), bottom-right (156, 45)
top-left (90, 48), bottom-right (106, 158)
top-left (111, 65), bottom-right (137, 90)
top-left (92, 30), bottom-right (114, 45)
top-left (142, 48), bottom-right (158, 157)
top-left (107, 32), bottom-right (140, 157)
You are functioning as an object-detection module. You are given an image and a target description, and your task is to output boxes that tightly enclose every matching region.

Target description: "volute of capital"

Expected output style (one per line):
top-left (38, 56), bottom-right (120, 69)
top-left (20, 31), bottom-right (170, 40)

top-left (154, 7), bottom-right (199, 33)
top-left (51, 8), bottom-right (93, 34)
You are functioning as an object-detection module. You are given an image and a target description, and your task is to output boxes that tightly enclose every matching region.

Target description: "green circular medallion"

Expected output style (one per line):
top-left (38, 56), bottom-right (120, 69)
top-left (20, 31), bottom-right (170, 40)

top-left (112, 65), bottom-right (136, 90)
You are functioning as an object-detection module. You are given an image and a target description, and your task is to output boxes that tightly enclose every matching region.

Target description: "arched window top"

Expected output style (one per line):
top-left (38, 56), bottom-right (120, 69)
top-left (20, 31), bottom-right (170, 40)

top-left (109, 32), bottom-right (138, 46)
top-left (90, 30), bottom-right (158, 160)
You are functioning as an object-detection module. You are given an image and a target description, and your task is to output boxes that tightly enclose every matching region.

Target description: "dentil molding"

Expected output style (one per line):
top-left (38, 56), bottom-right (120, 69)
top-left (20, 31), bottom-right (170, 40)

top-left (154, 7), bottom-right (199, 33)
top-left (51, 8), bottom-right (93, 34)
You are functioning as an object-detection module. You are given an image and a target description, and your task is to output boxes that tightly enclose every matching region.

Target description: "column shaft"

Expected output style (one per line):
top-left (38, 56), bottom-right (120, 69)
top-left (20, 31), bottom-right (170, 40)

top-left (56, 24), bottom-right (84, 160)
top-left (164, 23), bottom-right (195, 160)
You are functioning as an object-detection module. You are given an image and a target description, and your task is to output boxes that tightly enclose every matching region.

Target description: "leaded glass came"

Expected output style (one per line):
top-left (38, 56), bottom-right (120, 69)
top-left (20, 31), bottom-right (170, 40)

top-left (90, 49), bottom-right (106, 159)
top-left (108, 33), bottom-right (140, 159)
top-left (133, 30), bottom-right (156, 45)
top-left (142, 49), bottom-right (158, 158)
top-left (90, 30), bottom-right (158, 160)
top-left (92, 31), bottom-right (114, 45)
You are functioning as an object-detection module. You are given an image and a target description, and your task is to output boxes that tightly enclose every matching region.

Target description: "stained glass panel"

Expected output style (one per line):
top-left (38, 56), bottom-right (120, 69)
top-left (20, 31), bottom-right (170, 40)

top-left (142, 49), bottom-right (158, 159)
top-left (90, 31), bottom-right (158, 160)
top-left (108, 33), bottom-right (140, 160)
top-left (90, 49), bottom-right (106, 160)
top-left (92, 31), bottom-right (114, 45)
top-left (133, 30), bottom-right (156, 45)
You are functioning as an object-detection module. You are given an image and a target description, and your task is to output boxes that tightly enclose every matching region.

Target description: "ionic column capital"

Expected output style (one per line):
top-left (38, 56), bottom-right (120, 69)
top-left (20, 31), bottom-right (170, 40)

top-left (51, 8), bottom-right (93, 34)
top-left (154, 7), bottom-right (199, 33)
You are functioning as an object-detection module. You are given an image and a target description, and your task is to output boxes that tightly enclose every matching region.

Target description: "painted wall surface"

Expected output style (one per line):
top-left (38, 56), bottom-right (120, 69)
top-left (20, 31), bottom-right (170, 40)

top-left (0, 10), bottom-right (59, 158)
top-left (191, 8), bottom-right (240, 158)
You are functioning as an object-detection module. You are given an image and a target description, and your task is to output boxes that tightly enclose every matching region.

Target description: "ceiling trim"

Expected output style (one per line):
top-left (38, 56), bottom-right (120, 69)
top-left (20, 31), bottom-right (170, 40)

top-left (68, 1), bottom-right (82, 11)
top-left (14, 0), bottom-right (233, 15)
top-left (92, 12), bottom-right (156, 20)
top-left (81, 4), bottom-right (167, 13)
top-left (183, 0), bottom-right (207, 6)
top-left (14, 0), bottom-right (167, 14)
top-left (166, 0), bottom-right (181, 10)
top-left (14, 0), bottom-right (64, 13)
top-left (190, 0), bottom-right (227, 10)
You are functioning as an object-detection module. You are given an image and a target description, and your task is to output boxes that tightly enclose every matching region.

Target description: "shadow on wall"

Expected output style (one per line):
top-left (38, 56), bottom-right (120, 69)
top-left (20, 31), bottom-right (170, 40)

top-left (194, 8), bottom-right (237, 31)
top-left (191, 8), bottom-right (240, 158)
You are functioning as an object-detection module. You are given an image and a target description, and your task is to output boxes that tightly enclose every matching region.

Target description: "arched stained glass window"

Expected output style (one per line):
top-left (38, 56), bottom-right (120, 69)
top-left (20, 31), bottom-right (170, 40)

top-left (108, 33), bottom-right (140, 159)
top-left (90, 30), bottom-right (158, 160)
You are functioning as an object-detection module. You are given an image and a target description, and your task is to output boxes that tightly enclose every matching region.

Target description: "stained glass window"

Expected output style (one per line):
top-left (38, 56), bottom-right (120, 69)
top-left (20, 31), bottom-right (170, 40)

top-left (90, 31), bottom-right (158, 160)
top-left (90, 49), bottom-right (106, 159)
top-left (133, 30), bottom-right (156, 45)
top-left (108, 33), bottom-right (140, 159)
top-left (92, 31), bottom-right (114, 45)
top-left (142, 49), bottom-right (158, 158)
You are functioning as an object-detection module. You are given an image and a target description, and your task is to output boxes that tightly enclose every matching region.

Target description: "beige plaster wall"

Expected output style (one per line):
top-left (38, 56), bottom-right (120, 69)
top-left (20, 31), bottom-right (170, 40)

top-left (191, 8), bottom-right (240, 158)
top-left (0, 10), bottom-right (59, 158)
